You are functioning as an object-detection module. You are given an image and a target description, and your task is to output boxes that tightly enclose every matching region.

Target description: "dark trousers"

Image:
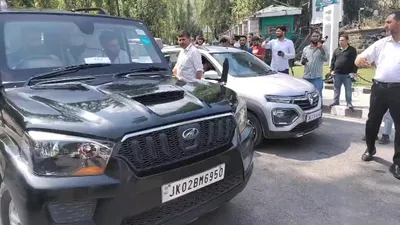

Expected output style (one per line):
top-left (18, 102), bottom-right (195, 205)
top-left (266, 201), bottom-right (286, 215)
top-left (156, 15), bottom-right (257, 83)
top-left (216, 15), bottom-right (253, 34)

top-left (278, 69), bottom-right (289, 74)
top-left (365, 81), bottom-right (400, 165)
top-left (333, 74), bottom-right (352, 104)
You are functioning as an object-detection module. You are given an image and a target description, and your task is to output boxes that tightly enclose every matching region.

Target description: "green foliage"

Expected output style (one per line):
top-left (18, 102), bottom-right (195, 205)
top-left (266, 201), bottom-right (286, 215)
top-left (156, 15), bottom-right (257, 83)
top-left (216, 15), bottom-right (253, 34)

top-left (7, 0), bottom-right (388, 44)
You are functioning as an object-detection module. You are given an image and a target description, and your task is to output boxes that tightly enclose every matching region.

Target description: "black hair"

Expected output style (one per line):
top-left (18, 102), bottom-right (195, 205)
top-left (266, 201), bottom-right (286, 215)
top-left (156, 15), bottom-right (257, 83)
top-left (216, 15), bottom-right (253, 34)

top-left (219, 36), bottom-right (229, 43)
top-left (340, 33), bottom-right (349, 40)
top-left (99, 30), bottom-right (118, 46)
top-left (239, 35), bottom-right (247, 39)
top-left (252, 36), bottom-right (260, 41)
top-left (392, 11), bottom-right (400, 21)
top-left (178, 30), bottom-right (191, 39)
top-left (276, 26), bottom-right (287, 32)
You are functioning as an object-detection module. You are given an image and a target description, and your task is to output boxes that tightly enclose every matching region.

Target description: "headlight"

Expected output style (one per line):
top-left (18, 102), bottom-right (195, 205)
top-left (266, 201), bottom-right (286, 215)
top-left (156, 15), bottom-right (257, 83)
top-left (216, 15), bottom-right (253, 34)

top-left (28, 131), bottom-right (114, 177)
top-left (271, 108), bottom-right (299, 126)
top-left (265, 95), bottom-right (293, 104)
top-left (235, 97), bottom-right (247, 133)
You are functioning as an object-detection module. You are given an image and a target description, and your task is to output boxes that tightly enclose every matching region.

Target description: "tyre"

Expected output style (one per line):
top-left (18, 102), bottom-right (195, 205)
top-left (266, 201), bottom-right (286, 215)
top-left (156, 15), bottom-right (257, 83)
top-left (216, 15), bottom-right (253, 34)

top-left (0, 182), bottom-right (22, 225)
top-left (247, 111), bottom-right (263, 148)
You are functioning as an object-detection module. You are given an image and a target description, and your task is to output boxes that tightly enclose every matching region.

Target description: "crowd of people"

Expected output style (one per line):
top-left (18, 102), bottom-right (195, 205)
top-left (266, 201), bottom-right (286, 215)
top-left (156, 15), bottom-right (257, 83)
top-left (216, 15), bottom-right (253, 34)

top-left (172, 11), bottom-right (400, 180)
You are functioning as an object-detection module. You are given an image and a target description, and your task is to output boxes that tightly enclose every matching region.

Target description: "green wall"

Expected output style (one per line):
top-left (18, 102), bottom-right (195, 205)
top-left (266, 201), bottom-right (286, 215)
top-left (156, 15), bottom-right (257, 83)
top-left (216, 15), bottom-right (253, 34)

top-left (260, 16), bottom-right (294, 39)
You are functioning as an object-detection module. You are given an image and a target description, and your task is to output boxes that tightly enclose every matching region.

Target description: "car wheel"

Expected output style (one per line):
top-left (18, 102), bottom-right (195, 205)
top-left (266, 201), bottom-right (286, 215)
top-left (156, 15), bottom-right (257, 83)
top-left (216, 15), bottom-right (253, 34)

top-left (0, 182), bottom-right (22, 225)
top-left (247, 111), bottom-right (263, 148)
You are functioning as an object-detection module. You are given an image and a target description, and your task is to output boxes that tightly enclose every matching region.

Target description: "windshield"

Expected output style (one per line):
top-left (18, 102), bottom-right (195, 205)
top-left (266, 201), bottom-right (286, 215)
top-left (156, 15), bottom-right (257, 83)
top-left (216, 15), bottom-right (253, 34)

top-left (2, 13), bottom-right (166, 83)
top-left (211, 52), bottom-right (276, 77)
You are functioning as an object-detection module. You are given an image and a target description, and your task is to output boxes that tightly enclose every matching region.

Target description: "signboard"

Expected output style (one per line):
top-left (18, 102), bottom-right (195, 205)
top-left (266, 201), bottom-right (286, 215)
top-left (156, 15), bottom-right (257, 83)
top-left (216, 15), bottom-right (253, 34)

top-left (311, 0), bottom-right (343, 24)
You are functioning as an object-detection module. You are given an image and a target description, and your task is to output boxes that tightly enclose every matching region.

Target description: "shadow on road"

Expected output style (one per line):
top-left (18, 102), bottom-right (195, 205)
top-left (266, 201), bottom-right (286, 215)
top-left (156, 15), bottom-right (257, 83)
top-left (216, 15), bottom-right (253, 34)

top-left (191, 155), bottom-right (400, 225)
top-left (255, 117), bottom-right (365, 161)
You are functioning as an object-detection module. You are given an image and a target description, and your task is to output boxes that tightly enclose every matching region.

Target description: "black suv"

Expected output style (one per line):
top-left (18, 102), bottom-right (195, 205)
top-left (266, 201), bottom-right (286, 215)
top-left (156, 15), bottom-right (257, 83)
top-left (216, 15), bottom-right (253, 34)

top-left (0, 5), bottom-right (254, 225)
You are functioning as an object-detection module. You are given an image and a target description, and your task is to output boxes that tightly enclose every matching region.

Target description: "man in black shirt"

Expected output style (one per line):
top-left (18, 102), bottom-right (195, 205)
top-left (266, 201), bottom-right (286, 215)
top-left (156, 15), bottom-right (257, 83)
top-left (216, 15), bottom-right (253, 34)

top-left (329, 34), bottom-right (358, 110)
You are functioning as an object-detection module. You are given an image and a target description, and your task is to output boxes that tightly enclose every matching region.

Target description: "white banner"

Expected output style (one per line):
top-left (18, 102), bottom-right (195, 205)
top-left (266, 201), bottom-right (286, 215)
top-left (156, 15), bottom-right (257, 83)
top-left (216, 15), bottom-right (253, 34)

top-left (311, 0), bottom-right (343, 24)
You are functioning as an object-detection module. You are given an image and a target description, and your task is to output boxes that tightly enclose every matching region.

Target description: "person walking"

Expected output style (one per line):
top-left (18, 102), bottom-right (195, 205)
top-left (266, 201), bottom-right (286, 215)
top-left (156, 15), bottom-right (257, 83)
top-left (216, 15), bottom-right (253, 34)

top-left (301, 30), bottom-right (329, 99)
top-left (329, 34), bottom-right (358, 110)
top-left (172, 30), bottom-right (203, 80)
top-left (355, 11), bottom-right (400, 179)
top-left (261, 26), bottom-right (295, 74)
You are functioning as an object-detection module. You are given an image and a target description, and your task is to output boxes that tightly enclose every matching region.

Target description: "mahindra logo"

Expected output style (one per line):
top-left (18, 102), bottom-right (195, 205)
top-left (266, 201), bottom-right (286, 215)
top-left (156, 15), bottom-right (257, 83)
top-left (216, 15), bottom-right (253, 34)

top-left (182, 127), bottom-right (199, 140)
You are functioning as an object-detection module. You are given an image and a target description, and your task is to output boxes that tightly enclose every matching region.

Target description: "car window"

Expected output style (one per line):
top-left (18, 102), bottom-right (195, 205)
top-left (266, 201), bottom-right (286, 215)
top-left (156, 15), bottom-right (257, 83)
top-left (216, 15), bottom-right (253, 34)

top-left (211, 52), bottom-right (276, 77)
top-left (3, 17), bottom-right (163, 72)
top-left (164, 51), bottom-right (179, 69)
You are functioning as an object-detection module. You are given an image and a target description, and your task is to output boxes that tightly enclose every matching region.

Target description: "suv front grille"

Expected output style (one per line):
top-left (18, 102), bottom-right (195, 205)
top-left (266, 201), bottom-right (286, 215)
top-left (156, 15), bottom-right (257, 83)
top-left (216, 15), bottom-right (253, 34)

top-left (120, 170), bottom-right (243, 225)
top-left (117, 114), bottom-right (236, 176)
top-left (293, 93), bottom-right (319, 110)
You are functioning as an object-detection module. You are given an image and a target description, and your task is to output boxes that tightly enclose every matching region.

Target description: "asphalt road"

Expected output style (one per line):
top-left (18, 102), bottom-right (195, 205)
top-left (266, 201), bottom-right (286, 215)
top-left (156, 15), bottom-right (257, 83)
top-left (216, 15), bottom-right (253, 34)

top-left (191, 115), bottom-right (400, 225)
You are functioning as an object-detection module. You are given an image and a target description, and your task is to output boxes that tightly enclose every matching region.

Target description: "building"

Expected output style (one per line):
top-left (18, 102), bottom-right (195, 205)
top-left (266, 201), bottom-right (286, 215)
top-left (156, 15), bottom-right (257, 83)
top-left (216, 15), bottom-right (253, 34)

top-left (222, 5), bottom-right (302, 39)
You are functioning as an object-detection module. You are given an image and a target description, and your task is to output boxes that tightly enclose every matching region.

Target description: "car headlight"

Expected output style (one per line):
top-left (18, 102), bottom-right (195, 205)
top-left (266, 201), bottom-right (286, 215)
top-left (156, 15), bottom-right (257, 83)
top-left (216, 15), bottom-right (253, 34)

top-left (271, 108), bottom-right (299, 126)
top-left (235, 97), bottom-right (247, 133)
top-left (265, 95), bottom-right (293, 104)
top-left (28, 131), bottom-right (114, 177)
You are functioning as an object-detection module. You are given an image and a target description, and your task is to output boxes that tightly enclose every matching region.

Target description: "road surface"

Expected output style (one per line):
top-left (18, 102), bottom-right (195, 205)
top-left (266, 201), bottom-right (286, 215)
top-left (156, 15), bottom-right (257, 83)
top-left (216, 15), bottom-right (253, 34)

top-left (192, 115), bottom-right (400, 225)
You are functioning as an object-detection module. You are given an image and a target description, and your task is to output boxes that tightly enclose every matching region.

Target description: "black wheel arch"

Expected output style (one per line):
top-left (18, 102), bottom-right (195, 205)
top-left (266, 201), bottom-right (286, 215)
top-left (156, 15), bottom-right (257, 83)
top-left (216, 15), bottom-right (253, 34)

top-left (245, 101), bottom-right (270, 138)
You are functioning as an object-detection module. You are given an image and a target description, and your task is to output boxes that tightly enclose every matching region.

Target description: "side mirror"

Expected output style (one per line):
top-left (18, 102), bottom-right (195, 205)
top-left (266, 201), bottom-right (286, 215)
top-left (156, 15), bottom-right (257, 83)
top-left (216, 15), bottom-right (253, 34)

top-left (164, 54), bottom-right (170, 63)
top-left (203, 70), bottom-right (220, 80)
top-left (220, 58), bottom-right (229, 84)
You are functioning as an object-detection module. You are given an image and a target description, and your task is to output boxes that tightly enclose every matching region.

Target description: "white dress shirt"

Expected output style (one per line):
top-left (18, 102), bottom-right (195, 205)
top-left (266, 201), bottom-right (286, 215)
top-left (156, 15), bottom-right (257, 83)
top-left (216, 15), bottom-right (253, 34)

top-left (358, 36), bottom-right (400, 83)
top-left (175, 44), bottom-right (203, 80)
top-left (262, 38), bottom-right (296, 71)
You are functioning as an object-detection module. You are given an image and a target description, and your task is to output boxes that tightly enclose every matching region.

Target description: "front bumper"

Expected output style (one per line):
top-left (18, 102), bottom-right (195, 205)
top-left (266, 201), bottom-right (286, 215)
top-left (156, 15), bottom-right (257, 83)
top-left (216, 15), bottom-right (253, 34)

top-left (4, 126), bottom-right (254, 225)
top-left (259, 101), bottom-right (322, 139)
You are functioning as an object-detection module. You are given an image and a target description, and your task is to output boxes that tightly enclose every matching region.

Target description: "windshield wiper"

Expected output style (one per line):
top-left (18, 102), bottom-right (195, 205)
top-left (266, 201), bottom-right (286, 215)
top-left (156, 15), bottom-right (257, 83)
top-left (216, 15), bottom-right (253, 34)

top-left (26, 63), bottom-right (111, 86)
top-left (114, 66), bottom-right (170, 78)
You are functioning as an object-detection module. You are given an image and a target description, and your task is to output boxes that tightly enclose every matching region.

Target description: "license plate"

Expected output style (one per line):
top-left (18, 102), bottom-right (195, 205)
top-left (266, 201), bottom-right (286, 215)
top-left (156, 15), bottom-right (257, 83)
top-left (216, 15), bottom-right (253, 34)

top-left (161, 164), bottom-right (225, 203)
top-left (306, 109), bottom-right (322, 122)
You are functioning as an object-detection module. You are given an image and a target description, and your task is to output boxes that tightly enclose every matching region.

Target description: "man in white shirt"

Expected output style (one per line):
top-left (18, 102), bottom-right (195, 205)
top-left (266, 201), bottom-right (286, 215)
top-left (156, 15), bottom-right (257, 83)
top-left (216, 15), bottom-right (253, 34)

top-left (173, 30), bottom-right (203, 80)
top-left (98, 30), bottom-right (130, 64)
top-left (262, 26), bottom-right (296, 74)
top-left (355, 11), bottom-right (400, 179)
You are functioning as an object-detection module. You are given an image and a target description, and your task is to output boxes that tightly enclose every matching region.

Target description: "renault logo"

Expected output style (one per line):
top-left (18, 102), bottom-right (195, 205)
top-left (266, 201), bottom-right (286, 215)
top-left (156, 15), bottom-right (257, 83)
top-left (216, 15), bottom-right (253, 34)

top-left (307, 93), bottom-right (314, 105)
top-left (182, 128), bottom-right (199, 140)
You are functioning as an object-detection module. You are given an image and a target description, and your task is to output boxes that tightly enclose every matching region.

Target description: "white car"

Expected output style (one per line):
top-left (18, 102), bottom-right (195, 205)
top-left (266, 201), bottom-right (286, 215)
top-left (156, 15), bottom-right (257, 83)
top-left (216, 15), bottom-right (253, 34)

top-left (162, 46), bottom-right (322, 147)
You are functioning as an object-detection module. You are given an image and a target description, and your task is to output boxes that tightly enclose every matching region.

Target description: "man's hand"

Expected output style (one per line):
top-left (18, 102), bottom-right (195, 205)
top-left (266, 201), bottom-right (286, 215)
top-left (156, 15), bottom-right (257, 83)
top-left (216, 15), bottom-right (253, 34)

top-left (330, 71), bottom-right (335, 76)
top-left (196, 71), bottom-right (202, 80)
top-left (355, 57), bottom-right (372, 68)
top-left (317, 42), bottom-right (323, 49)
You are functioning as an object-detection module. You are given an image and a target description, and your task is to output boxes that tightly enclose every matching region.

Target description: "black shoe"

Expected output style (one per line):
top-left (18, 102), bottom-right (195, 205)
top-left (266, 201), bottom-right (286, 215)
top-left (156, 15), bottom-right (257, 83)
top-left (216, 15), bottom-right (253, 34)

top-left (347, 103), bottom-right (354, 111)
top-left (389, 164), bottom-right (400, 180)
top-left (378, 134), bottom-right (390, 145)
top-left (361, 147), bottom-right (376, 161)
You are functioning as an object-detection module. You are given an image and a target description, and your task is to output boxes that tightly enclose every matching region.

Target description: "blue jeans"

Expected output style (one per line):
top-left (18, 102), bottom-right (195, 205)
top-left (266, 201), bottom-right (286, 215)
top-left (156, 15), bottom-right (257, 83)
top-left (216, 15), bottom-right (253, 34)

top-left (333, 74), bottom-right (352, 104)
top-left (304, 77), bottom-right (323, 101)
top-left (383, 110), bottom-right (393, 136)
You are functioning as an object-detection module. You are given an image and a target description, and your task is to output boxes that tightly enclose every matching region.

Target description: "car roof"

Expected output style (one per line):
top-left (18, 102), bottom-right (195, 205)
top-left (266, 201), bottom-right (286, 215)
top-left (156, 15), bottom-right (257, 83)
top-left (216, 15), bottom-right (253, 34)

top-left (162, 45), bottom-right (246, 54)
top-left (0, 6), bottom-right (140, 22)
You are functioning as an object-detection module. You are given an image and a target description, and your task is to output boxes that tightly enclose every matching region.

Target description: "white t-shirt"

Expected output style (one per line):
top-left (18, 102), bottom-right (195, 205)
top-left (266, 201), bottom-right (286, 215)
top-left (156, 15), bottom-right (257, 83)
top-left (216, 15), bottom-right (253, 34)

top-left (262, 38), bottom-right (295, 71)
top-left (357, 36), bottom-right (400, 83)
top-left (174, 44), bottom-right (203, 80)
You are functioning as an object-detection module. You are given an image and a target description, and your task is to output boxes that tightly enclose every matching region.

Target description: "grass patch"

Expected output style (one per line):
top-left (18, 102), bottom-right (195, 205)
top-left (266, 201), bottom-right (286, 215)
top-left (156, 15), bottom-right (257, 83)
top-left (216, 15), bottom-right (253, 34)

top-left (290, 65), bottom-right (375, 87)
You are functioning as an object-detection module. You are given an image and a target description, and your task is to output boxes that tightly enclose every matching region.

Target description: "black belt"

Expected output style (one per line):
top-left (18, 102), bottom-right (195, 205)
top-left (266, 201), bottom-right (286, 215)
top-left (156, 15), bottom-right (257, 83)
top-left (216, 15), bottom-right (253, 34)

top-left (373, 79), bottom-right (400, 88)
